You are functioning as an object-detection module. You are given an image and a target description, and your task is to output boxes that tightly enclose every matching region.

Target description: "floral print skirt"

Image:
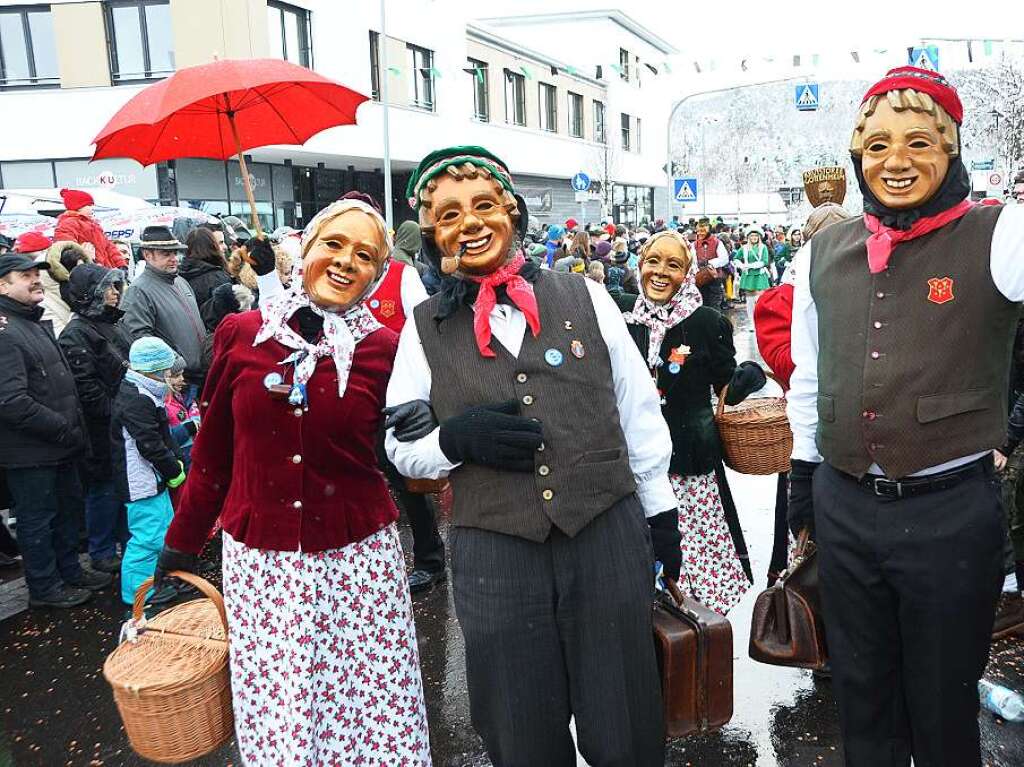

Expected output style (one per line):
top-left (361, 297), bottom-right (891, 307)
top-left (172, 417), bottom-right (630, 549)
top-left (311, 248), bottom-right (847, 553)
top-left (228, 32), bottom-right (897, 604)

top-left (670, 472), bottom-right (751, 615)
top-left (222, 525), bottom-right (432, 766)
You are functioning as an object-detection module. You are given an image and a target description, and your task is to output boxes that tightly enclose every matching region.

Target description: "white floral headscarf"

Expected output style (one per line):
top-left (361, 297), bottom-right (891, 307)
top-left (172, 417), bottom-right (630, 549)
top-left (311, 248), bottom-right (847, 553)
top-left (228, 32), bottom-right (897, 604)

top-left (254, 199), bottom-right (393, 398)
top-left (622, 231), bottom-right (703, 369)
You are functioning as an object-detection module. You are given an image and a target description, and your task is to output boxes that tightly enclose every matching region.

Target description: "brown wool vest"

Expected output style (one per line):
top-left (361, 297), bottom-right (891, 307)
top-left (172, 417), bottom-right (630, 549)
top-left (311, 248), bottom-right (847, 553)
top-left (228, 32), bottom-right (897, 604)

top-left (809, 205), bottom-right (1017, 479)
top-left (414, 271), bottom-right (636, 541)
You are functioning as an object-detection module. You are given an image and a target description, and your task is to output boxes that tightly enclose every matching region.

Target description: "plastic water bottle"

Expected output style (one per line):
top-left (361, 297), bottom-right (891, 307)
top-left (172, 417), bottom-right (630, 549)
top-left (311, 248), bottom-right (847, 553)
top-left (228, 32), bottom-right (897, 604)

top-left (978, 679), bottom-right (1024, 722)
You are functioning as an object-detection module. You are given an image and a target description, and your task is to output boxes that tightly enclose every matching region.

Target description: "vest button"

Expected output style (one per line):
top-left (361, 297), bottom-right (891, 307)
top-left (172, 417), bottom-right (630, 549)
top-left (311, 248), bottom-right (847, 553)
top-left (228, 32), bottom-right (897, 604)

top-left (516, 373), bottom-right (528, 383)
top-left (873, 321), bottom-right (882, 329)
top-left (538, 465), bottom-right (550, 476)
top-left (876, 291), bottom-right (885, 299)
top-left (537, 442), bottom-right (545, 452)
top-left (870, 351), bottom-right (880, 359)
top-left (292, 500), bottom-right (303, 509)
top-left (542, 489), bottom-right (554, 501)
top-left (292, 454), bottom-right (302, 464)
top-left (862, 410), bottom-right (876, 420)
top-left (522, 395), bottom-right (534, 406)
top-left (294, 408), bottom-right (303, 417)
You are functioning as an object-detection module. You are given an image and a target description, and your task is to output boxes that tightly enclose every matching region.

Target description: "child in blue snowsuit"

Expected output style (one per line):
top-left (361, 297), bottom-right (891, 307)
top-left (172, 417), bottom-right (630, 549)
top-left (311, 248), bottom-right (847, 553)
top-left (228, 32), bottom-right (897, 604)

top-left (110, 338), bottom-right (185, 604)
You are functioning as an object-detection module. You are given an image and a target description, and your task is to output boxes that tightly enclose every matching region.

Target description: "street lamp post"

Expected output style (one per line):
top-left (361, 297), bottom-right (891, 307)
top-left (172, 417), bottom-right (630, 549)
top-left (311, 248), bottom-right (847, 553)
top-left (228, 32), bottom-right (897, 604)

top-left (379, 0), bottom-right (394, 228)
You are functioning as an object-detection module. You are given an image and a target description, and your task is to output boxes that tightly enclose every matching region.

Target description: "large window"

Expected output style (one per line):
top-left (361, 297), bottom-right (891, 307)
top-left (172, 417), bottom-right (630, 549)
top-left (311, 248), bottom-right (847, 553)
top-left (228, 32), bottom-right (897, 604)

top-left (621, 112), bottom-right (631, 151)
top-left (468, 58), bottom-right (488, 121)
top-left (504, 69), bottom-right (525, 126)
top-left (105, 1), bottom-right (174, 83)
top-left (407, 43), bottom-right (434, 111)
top-left (0, 6), bottom-right (58, 88)
top-left (567, 91), bottom-right (583, 138)
top-left (539, 82), bottom-right (556, 132)
top-left (593, 100), bottom-right (606, 144)
top-left (267, 1), bottom-right (312, 67)
top-left (369, 31), bottom-right (380, 101)
top-left (618, 47), bottom-right (630, 81)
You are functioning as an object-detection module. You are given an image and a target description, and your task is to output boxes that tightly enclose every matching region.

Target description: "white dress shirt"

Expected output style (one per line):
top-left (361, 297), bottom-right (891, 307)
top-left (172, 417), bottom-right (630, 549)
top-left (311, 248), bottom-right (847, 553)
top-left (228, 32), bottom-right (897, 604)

top-left (709, 240), bottom-right (730, 268)
top-left (788, 205), bottom-right (1024, 475)
top-left (385, 277), bottom-right (677, 517)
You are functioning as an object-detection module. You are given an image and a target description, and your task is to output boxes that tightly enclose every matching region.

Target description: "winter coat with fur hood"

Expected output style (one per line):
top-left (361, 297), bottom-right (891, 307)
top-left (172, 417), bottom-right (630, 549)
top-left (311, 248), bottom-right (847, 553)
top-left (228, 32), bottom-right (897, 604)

top-left (36, 240), bottom-right (91, 337)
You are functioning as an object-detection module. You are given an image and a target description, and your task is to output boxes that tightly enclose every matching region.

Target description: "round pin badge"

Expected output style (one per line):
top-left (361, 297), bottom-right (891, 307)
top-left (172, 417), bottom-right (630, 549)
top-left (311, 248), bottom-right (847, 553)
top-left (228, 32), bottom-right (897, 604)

top-left (263, 372), bottom-right (283, 389)
top-left (370, 299), bottom-right (381, 309)
top-left (544, 348), bottom-right (564, 367)
top-left (668, 362), bottom-right (681, 374)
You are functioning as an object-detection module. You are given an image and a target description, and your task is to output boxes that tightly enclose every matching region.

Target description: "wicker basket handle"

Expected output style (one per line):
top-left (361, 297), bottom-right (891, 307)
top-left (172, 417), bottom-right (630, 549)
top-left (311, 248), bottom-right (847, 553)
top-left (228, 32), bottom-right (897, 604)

top-left (132, 571), bottom-right (228, 632)
top-left (716, 368), bottom-right (784, 419)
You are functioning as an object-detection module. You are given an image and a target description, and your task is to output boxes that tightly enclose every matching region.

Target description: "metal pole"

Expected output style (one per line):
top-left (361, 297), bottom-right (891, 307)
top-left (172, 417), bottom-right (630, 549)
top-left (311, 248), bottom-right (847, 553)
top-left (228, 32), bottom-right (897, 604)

top-left (700, 124), bottom-right (707, 217)
top-left (379, 0), bottom-right (394, 228)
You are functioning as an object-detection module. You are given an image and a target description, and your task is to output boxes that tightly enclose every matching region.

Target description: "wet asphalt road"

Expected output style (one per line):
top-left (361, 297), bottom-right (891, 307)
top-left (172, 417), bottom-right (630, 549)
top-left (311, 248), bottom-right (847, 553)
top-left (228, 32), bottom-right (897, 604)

top-left (2, 308), bottom-right (1024, 766)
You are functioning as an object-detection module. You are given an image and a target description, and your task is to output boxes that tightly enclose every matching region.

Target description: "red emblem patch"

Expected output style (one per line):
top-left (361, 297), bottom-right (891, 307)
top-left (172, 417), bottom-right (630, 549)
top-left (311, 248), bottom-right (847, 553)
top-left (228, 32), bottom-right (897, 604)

top-left (380, 299), bottom-right (397, 318)
top-left (927, 277), bottom-right (954, 305)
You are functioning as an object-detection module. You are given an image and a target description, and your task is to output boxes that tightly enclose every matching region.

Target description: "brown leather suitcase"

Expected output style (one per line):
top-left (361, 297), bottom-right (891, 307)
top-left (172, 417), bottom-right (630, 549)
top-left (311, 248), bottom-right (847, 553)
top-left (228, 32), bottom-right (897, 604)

top-left (652, 582), bottom-right (734, 738)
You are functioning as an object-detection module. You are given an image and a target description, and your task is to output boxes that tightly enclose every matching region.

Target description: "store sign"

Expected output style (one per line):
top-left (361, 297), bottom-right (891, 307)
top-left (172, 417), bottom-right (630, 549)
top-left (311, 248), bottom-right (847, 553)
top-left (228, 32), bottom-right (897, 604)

top-left (521, 189), bottom-right (553, 212)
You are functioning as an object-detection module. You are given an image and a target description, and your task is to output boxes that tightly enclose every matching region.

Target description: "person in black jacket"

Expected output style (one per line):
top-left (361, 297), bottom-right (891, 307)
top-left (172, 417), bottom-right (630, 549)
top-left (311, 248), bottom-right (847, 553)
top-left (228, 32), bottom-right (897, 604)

top-left (618, 231), bottom-right (765, 615)
top-left (0, 253), bottom-right (113, 608)
top-left (58, 264), bottom-right (132, 574)
top-left (179, 227), bottom-right (232, 327)
top-left (111, 337), bottom-right (185, 606)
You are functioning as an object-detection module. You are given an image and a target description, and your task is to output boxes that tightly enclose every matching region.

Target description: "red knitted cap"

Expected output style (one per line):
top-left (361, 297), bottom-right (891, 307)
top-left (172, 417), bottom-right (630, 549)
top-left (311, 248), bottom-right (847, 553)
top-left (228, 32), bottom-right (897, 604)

top-left (60, 188), bottom-right (95, 211)
top-left (861, 66), bottom-right (963, 124)
top-left (14, 231), bottom-right (53, 253)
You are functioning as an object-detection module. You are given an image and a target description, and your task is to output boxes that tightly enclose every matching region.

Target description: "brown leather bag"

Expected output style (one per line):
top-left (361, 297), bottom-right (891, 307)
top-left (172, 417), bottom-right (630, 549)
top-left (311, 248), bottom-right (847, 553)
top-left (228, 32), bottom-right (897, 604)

top-left (652, 581), bottom-right (733, 738)
top-left (403, 478), bottom-right (449, 495)
top-left (694, 265), bottom-right (719, 288)
top-left (748, 530), bottom-right (828, 669)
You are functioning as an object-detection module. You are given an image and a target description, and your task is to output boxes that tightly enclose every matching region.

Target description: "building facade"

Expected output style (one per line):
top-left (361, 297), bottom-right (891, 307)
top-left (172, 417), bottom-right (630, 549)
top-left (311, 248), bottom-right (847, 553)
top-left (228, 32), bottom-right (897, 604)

top-left (0, 1), bottom-right (674, 229)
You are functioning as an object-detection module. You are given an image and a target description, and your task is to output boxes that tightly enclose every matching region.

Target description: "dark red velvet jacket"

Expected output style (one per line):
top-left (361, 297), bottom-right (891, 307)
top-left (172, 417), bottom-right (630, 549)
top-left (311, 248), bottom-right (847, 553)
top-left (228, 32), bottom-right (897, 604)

top-left (165, 310), bottom-right (399, 554)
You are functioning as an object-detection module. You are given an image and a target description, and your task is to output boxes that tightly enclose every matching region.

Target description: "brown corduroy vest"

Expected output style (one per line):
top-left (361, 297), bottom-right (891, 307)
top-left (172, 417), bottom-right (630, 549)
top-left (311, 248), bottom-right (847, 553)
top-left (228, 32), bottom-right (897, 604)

top-left (809, 205), bottom-right (1016, 479)
top-left (414, 270), bottom-right (636, 542)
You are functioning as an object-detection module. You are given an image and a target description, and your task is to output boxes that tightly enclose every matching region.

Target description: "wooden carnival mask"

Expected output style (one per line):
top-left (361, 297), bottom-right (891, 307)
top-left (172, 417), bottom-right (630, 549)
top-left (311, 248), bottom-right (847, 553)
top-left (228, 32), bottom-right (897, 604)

top-left (302, 209), bottom-right (388, 310)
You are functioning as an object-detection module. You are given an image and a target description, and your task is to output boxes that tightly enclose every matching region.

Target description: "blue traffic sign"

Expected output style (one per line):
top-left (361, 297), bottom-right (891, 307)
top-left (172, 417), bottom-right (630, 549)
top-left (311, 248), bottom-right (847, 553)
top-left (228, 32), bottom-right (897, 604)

top-left (909, 46), bottom-right (939, 71)
top-left (673, 178), bottom-right (698, 203)
top-left (795, 83), bottom-right (819, 111)
top-left (570, 172), bottom-right (591, 192)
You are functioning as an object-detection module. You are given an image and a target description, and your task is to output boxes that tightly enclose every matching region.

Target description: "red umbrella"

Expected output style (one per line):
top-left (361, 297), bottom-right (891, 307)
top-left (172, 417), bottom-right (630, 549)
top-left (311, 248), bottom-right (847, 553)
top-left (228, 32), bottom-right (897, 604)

top-left (92, 58), bottom-right (369, 236)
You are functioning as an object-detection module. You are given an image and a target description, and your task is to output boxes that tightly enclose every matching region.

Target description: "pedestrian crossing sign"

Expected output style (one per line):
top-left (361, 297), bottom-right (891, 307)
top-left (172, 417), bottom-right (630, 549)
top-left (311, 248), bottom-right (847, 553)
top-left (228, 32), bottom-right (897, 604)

top-left (674, 178), bottom-right (698, 203)
top-left (909, 46), bottom-right (940, 71)
top-left (795, 83), bottom-right (819, 111)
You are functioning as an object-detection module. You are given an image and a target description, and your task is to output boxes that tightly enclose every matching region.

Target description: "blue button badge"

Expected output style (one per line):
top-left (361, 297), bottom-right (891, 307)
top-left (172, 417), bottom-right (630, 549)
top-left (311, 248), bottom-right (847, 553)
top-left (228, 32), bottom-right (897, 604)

top-left (668, 362), bottom-right (681, 375)
top-left (544, 348), bottom-right (564, 367)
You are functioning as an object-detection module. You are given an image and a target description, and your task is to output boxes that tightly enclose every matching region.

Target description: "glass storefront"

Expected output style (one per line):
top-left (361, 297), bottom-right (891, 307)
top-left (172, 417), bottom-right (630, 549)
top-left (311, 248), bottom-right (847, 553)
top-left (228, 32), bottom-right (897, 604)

top-left (612, 183), bottom-right (654, 226)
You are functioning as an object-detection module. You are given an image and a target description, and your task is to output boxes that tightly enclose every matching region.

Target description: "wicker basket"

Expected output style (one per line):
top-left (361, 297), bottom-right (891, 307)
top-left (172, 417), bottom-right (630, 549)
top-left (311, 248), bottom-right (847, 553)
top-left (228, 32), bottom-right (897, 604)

top-left (103, 572), bottom-right (233, 764)
top-left (715, 372), bottom-right (792, 475)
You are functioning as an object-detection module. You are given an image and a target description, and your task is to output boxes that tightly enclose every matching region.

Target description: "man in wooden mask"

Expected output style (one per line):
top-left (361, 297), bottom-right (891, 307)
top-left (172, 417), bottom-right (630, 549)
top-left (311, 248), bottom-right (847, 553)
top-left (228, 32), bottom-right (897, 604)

top-left (386, 146), bottom-right (679, 765)
top-left (787, 67), bottom-right (1024, 766)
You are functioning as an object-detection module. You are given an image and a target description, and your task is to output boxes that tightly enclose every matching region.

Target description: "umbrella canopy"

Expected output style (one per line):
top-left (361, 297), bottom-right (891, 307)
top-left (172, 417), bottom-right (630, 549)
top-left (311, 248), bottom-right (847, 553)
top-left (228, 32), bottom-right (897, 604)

top-left (91, 58), bottom-right (368, 236)
top-left (92, 58), bottom-right (368, 166)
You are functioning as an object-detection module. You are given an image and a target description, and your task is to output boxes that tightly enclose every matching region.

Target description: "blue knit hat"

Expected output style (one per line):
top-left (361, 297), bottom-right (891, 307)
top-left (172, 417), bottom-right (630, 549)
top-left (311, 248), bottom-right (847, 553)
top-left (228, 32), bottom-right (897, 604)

top-left (129, 337), bottom-right (176, 373)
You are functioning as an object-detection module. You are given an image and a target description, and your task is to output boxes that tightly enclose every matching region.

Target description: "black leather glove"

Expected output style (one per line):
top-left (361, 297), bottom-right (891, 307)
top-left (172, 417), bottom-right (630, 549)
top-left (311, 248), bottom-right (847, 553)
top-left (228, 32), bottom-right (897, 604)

top-left (60, 423), bottom-right (86, 453)
top-left (788, 459), bottom-right (819, 539)
top-left (724, 361), bottom-right (767, 405)
top-left (153, 546), bottom-right (198, 591)
top-left (383, 400), bottom-right (438, 443)
top-left (648, 510), bottom-right (683, 582)
top-left (438, 399), bottom-right (543, 472)
top-left (247, 236), bottom-right (276, 276)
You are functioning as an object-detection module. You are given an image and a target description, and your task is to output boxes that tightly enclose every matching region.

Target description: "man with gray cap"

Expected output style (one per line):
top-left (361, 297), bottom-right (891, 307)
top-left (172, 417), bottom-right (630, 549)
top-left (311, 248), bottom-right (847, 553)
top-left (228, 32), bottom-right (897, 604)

top-left (0, 253), bottom-right (112, 608)
top-left (120, 225), bottom-right (207, 388)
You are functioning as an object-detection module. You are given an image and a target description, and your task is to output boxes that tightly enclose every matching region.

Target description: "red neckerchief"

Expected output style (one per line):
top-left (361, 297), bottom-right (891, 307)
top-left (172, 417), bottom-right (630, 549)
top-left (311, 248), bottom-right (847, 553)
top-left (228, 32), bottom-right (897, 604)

top-left (466, 253), bottom-right (540, 358)
top-left (863, 200), bottom-right (974, 274)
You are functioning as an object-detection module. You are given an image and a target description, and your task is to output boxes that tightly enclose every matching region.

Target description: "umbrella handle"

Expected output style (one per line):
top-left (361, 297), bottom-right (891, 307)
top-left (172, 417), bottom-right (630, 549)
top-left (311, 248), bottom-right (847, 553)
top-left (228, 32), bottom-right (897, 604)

top-left (227, 112), bottom-right (264, 240)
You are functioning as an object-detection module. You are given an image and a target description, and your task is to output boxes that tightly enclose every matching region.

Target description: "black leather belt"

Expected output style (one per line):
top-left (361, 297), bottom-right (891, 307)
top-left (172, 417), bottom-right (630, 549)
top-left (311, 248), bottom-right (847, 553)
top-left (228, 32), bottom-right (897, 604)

top-left (845, 456), bottom-right (990, 499)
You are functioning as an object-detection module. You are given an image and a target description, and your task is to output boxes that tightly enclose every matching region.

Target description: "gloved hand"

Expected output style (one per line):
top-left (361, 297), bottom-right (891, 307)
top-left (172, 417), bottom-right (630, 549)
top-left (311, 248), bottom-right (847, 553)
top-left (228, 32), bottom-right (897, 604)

top-left (247, 236), bottom-right (277, 276)
top-left (383, 400), bottom-right (438, 443)
top-left (153, 545), bottom-right (198, 590)
top-left (788, 459), bottom-right (819, 539)
top-left (724, 361), bottom-right (767, 405)
top-left (648, 510), bottom-right (683, 582)
top-left (166, 461), bottom-right (186, 489)
top-left (438, 400), bottom-right (543, 472)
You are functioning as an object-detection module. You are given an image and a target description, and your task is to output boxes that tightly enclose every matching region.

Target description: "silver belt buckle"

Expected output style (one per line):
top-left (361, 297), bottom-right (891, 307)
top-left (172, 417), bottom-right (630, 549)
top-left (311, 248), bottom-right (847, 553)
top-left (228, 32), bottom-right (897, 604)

top-left (872, 477), bottom-right (903, 498)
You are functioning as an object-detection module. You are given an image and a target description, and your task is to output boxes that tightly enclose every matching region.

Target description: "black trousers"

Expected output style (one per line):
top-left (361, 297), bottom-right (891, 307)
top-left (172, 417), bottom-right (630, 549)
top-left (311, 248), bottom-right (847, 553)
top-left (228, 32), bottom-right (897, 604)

top-left (450, 494), bottom-right (664, 767)
top-left (814, 462), bottom-right (1004, 767)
